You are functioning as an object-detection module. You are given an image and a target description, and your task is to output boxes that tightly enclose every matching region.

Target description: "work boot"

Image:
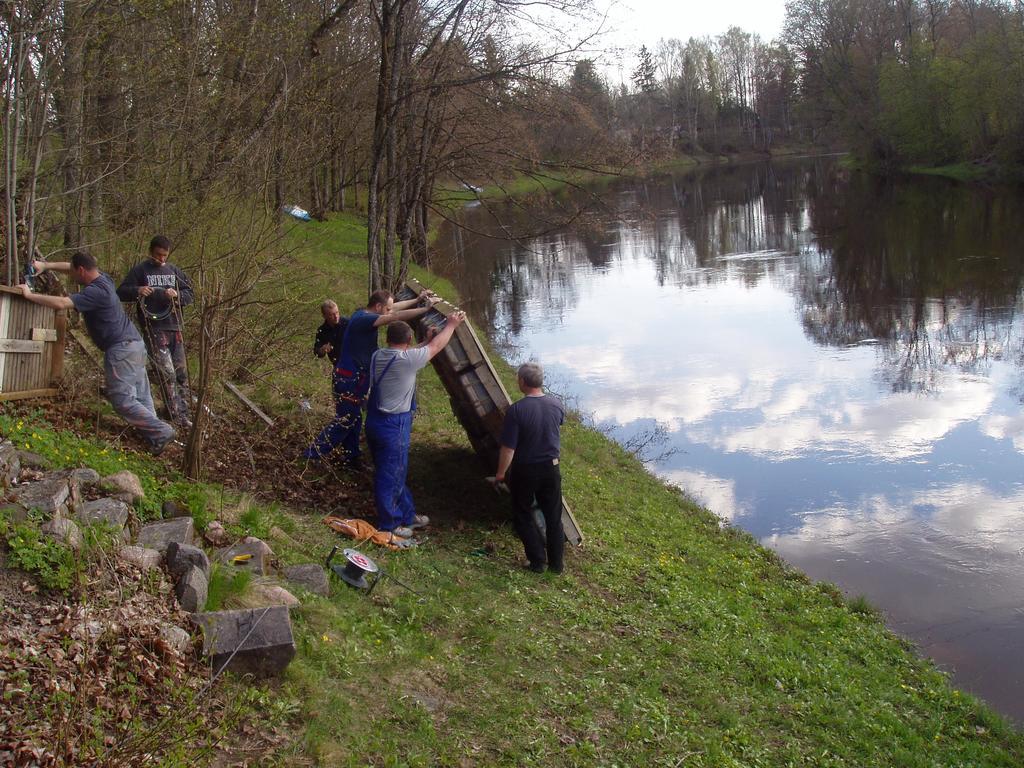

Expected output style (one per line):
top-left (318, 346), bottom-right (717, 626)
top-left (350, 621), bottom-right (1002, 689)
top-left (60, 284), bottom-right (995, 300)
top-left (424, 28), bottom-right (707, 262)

top-left (148, 428), bottom-right (177, 457)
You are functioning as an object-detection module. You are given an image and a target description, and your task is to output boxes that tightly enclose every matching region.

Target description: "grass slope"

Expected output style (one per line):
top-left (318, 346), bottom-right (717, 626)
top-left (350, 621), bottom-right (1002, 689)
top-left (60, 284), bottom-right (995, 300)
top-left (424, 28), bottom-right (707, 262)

top-left (272, 213), bottom-right (1024, 765)
top-left (4, 211), bottom-right (1021, 766)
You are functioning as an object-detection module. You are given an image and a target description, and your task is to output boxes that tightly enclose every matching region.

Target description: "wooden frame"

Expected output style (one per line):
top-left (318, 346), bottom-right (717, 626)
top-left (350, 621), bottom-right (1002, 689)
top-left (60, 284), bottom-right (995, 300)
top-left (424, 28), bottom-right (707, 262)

top-left (398, 279), bottom-right (583, 546)
top-left (0, 284), bottom-right (66, 401)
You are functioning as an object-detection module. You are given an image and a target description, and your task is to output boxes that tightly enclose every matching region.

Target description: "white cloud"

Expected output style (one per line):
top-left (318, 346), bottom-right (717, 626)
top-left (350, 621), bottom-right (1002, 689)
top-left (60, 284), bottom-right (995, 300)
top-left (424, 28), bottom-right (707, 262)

top-left (662, 468), bottom-right (747, 521)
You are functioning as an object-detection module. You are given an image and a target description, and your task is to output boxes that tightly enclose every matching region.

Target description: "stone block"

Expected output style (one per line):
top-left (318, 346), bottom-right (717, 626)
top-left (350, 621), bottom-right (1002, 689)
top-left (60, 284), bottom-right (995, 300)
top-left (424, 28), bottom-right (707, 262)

top-left (283, 563), bottom-right (329, 596)
top-left (76, 498), bottom-right (130, 530)
top-left (0, 440), bottom-right (21, 487)
top-left (247, 583), bottom-right (300, 608)
top-left (214, 537), bottom-right (272, 575)
top-left (192, 606), bottom-right (296, 677)
top-left (158, 623), bottom-right (192, 655)
top-left (118, 545), bottom-right (162, 572)
top-left (10, 475), bottom-right (70, 515)
top-left (16, 450), bottom-right (50, 470)
top-left (175, 565), bottom-right (208, 613)
top-left (69, 467), bottom-right (101, 487)
top-left (167, 542), bottom-right (211, 580)
top-left (41, 517), bottom-right (83, 551)
top-left (137, 517), bottom-right (194, 555)
top-left (0, 503), bottom-right (28, 524)
top-left (162, 500), bottom-right (189, 519)
top-left (98, 470), bottom-right (144, 504)
top-left (203, 520), bottom-right (229, 547)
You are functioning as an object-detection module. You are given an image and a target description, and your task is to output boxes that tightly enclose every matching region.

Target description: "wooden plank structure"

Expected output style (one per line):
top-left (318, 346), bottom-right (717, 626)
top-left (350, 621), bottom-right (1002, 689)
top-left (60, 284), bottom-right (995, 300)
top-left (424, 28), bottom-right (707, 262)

top-left (0, 285), bottom-right (66, 401)
top-left (396, 278), bottom-right (583, 546)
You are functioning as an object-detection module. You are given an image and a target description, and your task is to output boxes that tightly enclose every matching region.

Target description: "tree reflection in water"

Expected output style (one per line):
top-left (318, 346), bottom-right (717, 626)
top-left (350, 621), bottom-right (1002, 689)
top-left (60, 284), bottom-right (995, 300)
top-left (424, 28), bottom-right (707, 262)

top-left (438, 157), bottom-right (1024, 396)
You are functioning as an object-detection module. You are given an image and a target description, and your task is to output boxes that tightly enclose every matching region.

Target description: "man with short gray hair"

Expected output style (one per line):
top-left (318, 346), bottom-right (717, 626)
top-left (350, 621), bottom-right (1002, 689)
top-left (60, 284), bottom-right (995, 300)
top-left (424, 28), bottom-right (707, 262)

top-left (494, 361), bottom-right (566, 573)
top-left (313, 299), bottom-right (347, 366)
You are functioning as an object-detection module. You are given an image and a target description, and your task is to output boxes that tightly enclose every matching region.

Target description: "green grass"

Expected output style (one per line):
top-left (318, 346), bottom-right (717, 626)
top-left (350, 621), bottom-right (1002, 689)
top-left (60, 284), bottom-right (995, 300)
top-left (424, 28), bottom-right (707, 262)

top-left (3, 211), bottom-right (1022, 765)
top-left (905, 162), bottom-right (991, 182)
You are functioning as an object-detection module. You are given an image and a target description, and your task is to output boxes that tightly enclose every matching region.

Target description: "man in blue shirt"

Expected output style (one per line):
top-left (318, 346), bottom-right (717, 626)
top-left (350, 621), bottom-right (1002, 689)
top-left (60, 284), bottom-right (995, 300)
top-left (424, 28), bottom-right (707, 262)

top-left (495, 362), bottom-right (566, 573)
top-left (303, 288), bottom-right (438, 465)
top-left (19, 252), bottom-right (176, 454)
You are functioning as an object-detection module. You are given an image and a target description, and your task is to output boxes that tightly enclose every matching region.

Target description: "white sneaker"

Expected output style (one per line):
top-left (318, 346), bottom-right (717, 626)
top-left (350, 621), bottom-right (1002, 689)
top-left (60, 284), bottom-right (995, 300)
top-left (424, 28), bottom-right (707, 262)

top-left (411, 515), bottom-right (430, 529)
top-left (392, 526), bottom-right (414, 538)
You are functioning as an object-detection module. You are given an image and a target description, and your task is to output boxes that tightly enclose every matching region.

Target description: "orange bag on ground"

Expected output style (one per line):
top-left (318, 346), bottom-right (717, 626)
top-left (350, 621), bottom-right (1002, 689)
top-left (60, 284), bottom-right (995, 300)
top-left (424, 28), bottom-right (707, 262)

top-left (321, 516), bottom-right (413, 550)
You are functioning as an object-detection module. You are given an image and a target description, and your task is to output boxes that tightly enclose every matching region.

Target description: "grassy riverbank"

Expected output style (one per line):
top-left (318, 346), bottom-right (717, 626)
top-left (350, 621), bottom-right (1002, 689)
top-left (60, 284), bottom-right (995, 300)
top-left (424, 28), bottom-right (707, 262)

top-left (435, 144), bottom-right (827, 206)
top-left (4, 210), bottom-right (1023, 765)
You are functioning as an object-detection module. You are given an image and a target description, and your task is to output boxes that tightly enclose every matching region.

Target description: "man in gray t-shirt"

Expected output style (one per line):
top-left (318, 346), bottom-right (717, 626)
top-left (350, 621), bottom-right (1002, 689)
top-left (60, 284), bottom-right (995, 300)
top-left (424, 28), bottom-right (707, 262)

top-left (365, 312), bottom-right (465, 537)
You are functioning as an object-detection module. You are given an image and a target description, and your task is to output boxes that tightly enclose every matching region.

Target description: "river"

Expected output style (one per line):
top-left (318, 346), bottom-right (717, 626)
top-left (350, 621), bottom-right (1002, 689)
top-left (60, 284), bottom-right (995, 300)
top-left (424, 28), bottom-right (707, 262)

top-left (435, 156), bottom-right (1024, 723)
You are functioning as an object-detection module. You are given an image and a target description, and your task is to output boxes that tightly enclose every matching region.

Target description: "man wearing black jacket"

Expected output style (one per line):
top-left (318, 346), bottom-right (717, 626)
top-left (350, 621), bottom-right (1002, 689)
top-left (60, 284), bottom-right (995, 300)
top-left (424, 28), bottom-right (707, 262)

top-left (313, 300), bottom-right (347, 367)
top-left (117, 235), bottom-right (194, 427)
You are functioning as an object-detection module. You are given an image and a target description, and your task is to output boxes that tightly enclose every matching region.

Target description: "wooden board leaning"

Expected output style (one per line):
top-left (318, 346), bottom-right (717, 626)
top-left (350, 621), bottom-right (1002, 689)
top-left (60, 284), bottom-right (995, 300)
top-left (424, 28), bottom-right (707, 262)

top-left (396, 279), bottom-right (583, 546)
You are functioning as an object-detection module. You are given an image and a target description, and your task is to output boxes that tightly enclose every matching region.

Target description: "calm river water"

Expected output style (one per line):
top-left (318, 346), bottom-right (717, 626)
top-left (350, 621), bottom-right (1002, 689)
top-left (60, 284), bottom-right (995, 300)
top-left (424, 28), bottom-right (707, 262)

top-left (435, 157), bottom-right (1024, 722)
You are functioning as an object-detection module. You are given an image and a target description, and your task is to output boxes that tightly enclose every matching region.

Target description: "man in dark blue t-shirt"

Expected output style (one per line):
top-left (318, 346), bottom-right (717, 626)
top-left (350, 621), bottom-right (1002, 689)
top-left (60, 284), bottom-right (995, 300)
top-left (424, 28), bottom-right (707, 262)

top-left (303, 287), bottom-right (438, 465)
top-left (495, 361), bottom-right (566, 573)
top-left (19, 252), bottom-right (175, 454)
top-left (117, 235), bottom-right (194, 427)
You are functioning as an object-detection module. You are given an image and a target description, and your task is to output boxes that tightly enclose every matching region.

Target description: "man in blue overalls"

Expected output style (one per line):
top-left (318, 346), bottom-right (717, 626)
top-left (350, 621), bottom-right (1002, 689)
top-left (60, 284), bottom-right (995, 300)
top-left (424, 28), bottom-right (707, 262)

top-left (365, 312), bottom-right (465, 537)
top-left (303, 288), bottom-right (438, 467)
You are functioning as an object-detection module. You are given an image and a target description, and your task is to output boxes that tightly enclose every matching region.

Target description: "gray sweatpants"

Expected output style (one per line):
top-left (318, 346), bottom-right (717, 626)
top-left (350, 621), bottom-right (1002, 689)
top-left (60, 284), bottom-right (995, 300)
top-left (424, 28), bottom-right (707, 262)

top-left (104, 339), bottom-right (174, 445)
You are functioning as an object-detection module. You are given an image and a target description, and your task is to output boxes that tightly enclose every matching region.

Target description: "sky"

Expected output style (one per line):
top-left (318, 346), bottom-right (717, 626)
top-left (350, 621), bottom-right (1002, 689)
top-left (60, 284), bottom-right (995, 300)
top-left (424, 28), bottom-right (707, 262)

top-left (593, 0), bottom-right (789, 83)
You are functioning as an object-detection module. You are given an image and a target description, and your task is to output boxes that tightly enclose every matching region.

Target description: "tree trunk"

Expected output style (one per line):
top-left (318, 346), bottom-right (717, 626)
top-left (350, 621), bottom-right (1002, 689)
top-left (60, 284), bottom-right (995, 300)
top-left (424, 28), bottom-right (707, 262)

top-left (60, 1), bottom-right (86, 249)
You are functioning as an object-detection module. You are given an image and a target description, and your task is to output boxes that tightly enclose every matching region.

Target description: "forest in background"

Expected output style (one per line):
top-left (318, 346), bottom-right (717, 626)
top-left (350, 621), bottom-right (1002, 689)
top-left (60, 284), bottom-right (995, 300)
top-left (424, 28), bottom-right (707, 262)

top-left (5, 1), bottom-right (1023, 291)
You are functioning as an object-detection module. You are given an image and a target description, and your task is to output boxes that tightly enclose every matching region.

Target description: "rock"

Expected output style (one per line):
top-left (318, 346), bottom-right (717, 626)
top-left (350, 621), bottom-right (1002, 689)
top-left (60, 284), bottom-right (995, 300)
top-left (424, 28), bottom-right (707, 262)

top-left (0, 440), bottom-right (21, 487)
top-left (247, 582), bottom-right (301, 608)
top-left (136, 517), bottom-right (194, 555)
top-left (162, 500), bottom-right (189, 519)
top-left (166, 542), bottom-right (210, 580)
top-left (175, 565), bottom-right (208, 613)
top-left (192, 606), bottom-right (296, 677)
top-left (214, 537), bottom-right (272, 575)
top-left (76, 498), bottom-right (130, 530)
top-left (283, 563), bottom-right (329, 596)
top-left (203, 520), bottom-right (230, 547)
top-left (9, 475), bottom-right (70, 515)
top-left (158, 623), bottom-right (192, 655)
top-left (16, 450), bottom-right (50, 471)
top-left (240, 536), bottom-right (274, 558)
top-left (41, 517), bottom-right (83, 551)
top-left (69, 467), bottom-right (101, 486)
top-left (0, 503), bottom-right (28, 524)
top-left (118, 545), bottom-right (162, 572)
top-left (98, 470), bottom-right (144, 504)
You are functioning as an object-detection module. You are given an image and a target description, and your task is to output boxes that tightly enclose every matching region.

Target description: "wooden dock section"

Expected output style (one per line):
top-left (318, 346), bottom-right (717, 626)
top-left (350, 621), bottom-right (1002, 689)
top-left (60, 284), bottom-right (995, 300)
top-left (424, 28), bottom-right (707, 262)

top-left (397, 279), bottom-right (583, 546)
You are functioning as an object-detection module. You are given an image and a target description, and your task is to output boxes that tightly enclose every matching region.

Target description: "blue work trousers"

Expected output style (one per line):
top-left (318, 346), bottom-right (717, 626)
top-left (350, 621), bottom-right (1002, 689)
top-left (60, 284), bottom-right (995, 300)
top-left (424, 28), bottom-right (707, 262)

top-left (104, 339), bottom-right (174, 446)
top-left (304, 369), bottom-right (366, 462)
top-left (365, 409), bottom-right (416, 532)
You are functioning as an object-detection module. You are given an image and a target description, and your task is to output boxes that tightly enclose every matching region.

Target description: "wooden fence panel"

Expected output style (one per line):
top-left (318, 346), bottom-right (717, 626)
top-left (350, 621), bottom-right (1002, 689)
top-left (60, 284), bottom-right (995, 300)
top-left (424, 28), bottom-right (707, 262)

top-left (0, 286), bottom-right (65, 401)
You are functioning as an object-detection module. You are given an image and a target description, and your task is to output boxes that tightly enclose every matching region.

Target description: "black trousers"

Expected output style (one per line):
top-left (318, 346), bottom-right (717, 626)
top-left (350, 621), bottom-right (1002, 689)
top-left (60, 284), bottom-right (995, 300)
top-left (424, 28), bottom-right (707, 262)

top-left (508, 460), bottom-right (564, 571)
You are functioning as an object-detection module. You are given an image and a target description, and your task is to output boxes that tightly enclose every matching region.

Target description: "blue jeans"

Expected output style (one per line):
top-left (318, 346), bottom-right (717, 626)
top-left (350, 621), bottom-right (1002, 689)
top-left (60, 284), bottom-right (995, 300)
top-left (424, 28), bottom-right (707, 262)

top-left (104, 339), bottom-right (174, 445)
top-left (304, 368), bottom-right (366, 461)
top-left (365, 409), bottom-right (415, 531)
